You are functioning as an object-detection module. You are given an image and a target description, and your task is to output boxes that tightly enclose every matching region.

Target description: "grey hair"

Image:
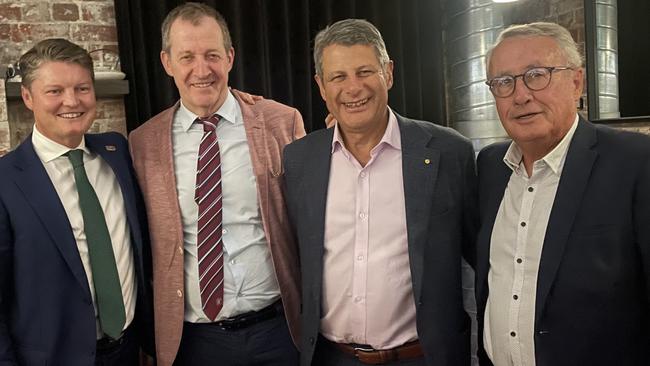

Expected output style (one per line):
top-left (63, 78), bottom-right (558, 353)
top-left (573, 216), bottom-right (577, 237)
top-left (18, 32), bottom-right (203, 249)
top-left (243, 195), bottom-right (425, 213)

top-left (19, 38), bottom-right (94, 89)
top-left (313, 18), bottom-right (390, 78)
top-left (485, 22), bottom-right (583, 75)
top-left (161, 2), bottom-right (232, 53)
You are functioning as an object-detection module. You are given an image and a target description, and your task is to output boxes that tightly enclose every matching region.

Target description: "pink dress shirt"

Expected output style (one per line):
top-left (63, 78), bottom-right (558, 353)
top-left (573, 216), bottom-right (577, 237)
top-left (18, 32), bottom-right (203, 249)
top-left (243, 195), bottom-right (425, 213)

top-left (320, 110), bottom-right (418, 349)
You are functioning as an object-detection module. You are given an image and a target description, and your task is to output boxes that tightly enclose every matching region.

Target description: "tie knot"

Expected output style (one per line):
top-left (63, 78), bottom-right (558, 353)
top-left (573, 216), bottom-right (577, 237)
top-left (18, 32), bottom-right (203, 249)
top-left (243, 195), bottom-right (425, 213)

top-left (198, 115), bottom-right (220, 132)
top-left (66, 149), bottom-right (84, 167)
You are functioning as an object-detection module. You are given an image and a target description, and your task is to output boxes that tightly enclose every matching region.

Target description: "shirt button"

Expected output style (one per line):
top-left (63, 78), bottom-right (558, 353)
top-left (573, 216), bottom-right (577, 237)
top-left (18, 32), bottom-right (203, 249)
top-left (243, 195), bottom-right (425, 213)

top-left (357, 255), bottom-right (364, 261)
top-left (516, 258), bottom-right (523, 264)
top-left (510, 331), bottom-right (516, 337)
top-left (177, 289), bottom-right (183, 297)
top-left (359, 212), bottom-right (366, 219)
top-left (360, 172), bottom-right (367, 178)
top-left (354, 296), bottom-right (362, 303)
top-left (528, 187), bottom-right (534, 192)
top-left (222, 229), bottom-right (228, 234)
top-left (513, 294), bottom-right (519, 300)
top-left (520, 222), bottom-right (526, 227)
top-left (230, 259), bottom-right (236, 265)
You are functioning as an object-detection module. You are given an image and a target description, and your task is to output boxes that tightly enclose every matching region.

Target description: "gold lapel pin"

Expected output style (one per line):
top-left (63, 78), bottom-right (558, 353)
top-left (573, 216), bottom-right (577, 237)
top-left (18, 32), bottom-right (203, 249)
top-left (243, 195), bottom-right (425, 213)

top-left (424, 158), bottom-right (431, 165)
top-left (105, 145), bottom-right (117, 151)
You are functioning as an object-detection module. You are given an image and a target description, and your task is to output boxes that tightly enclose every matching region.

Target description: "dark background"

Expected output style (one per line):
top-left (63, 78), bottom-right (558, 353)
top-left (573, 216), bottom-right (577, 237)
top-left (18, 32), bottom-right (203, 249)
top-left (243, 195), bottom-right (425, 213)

top-left (616, 0), bottom-right (650, 118)
top-left (114, 0), bottom-right (447, 133)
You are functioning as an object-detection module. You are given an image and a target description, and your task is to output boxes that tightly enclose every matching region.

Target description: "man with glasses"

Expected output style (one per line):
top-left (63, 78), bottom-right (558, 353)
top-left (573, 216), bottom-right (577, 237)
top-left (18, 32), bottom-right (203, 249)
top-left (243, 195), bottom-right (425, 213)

top-left (475, 22), bottom-right (650, 366)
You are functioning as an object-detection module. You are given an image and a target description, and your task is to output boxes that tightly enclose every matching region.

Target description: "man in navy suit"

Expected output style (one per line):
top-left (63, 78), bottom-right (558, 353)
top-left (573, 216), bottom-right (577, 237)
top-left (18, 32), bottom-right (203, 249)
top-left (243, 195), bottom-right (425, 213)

top-left (283, 19), bottom-right (477, 366)
top-left (0, 38), bottom-right (153, 365)
top-left (476, 22), bottom-right (650, 366)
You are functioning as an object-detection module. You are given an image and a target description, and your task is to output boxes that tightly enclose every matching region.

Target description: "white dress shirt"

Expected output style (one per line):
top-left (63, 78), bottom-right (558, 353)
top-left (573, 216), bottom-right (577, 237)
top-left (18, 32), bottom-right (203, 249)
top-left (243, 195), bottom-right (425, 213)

top-left (321, 109), bottom-right (418, 349)
top-left (484, 115), bottom-right (579, 366)
top-left (172, 91), bottom-right (280, 322)
top-left (31, 125), bottom-right (136, 339)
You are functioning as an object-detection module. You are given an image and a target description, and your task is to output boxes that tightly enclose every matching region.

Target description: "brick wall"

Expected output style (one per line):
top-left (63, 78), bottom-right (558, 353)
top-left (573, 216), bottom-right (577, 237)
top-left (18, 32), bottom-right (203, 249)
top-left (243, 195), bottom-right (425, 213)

top-left (0, 82), bottom-right (8, 155)
top-left (0, 0), bottom-right (126, 154)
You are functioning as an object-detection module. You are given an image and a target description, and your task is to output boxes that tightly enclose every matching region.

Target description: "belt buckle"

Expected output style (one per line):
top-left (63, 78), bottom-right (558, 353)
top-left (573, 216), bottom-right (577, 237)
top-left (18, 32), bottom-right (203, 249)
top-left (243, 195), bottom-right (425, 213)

top-left (353, 345), bottom-right (375, 354)
top-left (353, 345), bottom-right (398, 365)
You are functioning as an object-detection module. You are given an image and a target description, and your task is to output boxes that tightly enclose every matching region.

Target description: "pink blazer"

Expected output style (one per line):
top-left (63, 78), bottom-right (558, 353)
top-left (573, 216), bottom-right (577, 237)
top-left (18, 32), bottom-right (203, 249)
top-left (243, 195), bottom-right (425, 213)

top-left (129, 91), bottom-right (305, 366)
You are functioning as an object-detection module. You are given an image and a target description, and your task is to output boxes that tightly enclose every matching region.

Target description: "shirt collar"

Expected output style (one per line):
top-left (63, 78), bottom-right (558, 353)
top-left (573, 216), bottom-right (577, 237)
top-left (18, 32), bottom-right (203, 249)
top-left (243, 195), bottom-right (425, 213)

top-left (31, 124), bottom-right (90, 163)
top-left (331, 107), bottom-right (401, 153)
top-left (178, 90), bottom-right (238, 132)
top-left (503, 114), bottom-right (579, 176)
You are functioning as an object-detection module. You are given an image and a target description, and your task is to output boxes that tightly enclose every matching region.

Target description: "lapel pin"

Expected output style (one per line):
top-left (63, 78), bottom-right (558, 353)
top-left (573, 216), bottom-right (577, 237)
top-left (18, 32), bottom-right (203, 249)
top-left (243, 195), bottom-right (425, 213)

top-left (105, 145), bottom-right (117, 151)
top-left (424, 158), bottom-right (431, 165)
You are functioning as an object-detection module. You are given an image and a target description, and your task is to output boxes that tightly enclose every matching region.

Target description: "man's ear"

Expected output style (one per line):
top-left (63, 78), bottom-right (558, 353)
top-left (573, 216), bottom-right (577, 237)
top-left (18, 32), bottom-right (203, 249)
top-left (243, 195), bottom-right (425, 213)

top-left (384, 60), bottom-right (394, 90)
top-left (572, 67), bottom-right (585, 101)
top-left (21, 86), bottom-right (34, 111)
top-left (160, 50), bottom-right (174, 77)
top-left (315, 74), bottom-right (327, 102)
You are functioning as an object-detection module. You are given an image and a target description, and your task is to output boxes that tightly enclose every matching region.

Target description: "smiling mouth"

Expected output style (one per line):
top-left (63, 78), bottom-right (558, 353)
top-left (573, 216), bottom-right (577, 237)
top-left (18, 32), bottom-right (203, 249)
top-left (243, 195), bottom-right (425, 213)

top-left (192, 81), bottom-right (214, 88)
top-left (515, 112), bottom-right (540, 120)
top-left (344, 98), bottom-right (369, 108)
top-left (58, 112), bottom-right (84, 119)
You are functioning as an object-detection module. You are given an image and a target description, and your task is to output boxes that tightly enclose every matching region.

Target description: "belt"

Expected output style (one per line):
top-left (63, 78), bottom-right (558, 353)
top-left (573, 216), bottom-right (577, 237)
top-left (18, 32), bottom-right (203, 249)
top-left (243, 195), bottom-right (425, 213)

top-left (332, 339), bottom-right (423, 365)
top-left (96, 323), bottom-right (132, 354)
top-left (213, 300), bottom-right (283, 331)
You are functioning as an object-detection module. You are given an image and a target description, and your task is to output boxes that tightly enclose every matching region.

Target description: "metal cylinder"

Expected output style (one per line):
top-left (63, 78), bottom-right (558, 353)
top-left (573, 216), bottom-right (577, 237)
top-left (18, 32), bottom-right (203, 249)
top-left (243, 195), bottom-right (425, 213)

top-left (595, 0), bottom-right (620, 118)
top-left (444, 0), bottom-right (508, 152)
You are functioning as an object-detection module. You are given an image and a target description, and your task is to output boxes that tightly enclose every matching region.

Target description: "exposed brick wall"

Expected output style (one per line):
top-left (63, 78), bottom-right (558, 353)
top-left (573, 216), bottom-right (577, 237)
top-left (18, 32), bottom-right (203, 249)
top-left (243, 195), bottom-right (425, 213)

top-left (0, 0), bottom-right (125, 155)
top-left (0, 82), bottom-right (8, 155)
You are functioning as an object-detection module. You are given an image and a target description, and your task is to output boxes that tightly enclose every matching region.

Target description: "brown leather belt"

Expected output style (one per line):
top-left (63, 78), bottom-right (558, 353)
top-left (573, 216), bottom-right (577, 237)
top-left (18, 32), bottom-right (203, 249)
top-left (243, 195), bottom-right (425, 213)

top-left (332, 339), bottom-right (423, 365)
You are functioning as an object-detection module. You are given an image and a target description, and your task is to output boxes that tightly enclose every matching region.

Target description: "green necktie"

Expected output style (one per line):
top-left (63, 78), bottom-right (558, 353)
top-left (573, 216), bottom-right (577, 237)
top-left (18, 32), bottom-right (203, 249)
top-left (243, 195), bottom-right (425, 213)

top-left (66, 149), bottom-right (125, 340)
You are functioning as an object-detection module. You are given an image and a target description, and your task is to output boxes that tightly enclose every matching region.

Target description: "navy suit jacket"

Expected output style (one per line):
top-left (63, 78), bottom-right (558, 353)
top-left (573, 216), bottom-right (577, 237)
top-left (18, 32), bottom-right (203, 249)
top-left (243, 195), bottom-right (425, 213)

top-left (283, 113), bottom-right (478, 366)
top-left (0, 132), bottom-right (153, 366)
top-left (476, 119), bottom-right (650, 366)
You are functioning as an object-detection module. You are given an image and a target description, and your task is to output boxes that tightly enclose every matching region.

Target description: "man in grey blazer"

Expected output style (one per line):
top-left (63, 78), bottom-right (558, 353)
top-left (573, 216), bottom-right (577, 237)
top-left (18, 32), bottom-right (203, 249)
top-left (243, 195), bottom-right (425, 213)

top-left (283, 19), bottom-right (478, 366)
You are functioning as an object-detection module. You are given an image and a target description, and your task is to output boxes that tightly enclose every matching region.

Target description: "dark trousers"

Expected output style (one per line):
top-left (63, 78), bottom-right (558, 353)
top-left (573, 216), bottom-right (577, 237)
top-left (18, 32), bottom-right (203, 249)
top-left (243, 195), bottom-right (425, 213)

top-left (312, 337), bottom-right (426, 366)
top-left (94, 325), bottom-right (139, 366)
top-left (174, 314), bottom-right (298, 366)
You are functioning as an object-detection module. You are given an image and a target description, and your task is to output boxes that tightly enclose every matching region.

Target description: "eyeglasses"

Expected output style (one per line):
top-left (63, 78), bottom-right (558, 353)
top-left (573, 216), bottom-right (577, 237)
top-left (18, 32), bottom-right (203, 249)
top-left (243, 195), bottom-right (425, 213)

top-left (485, 66), bottom-right (574, 98)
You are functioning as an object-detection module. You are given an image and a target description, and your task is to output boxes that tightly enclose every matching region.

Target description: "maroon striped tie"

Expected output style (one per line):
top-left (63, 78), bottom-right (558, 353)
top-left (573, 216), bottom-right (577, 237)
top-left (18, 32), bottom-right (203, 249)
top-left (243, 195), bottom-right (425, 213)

top-left (195, 115), bottom-right (224, 320)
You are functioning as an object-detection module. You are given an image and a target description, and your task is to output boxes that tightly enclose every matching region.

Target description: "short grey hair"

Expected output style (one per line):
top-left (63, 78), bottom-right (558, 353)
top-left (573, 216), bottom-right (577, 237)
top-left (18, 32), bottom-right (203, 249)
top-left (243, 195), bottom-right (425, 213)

top-left (486, 22), bottom-right (583, 75)
top-left (19, 38), bottom-right (94, 89)
top-left (161, 2), bottom-right (232, 53)
top-left (313, 18), bottom-right (390, 79)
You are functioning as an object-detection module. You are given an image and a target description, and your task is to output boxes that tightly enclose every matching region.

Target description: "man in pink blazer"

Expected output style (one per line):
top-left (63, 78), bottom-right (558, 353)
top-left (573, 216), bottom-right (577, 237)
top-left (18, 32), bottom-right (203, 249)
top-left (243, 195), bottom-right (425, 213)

top-left (128, 3), bottom-right (304, 365)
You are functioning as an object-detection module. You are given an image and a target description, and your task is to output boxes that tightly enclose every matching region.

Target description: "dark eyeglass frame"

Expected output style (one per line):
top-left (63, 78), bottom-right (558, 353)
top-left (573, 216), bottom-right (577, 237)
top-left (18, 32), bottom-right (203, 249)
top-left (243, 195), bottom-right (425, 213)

top-left (485, 66), bottom-right (574, 98)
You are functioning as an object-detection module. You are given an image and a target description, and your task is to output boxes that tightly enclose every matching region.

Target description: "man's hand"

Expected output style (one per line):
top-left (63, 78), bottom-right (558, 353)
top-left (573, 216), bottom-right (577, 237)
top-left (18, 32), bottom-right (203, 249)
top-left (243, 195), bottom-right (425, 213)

top-left (325, 113), bottom-right (337, 128)
top-left (231, 88), bottom-right (263, 105)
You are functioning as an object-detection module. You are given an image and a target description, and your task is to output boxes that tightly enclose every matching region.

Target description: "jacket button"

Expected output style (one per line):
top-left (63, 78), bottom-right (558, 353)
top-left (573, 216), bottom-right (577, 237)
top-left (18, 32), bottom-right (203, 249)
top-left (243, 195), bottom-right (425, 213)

top-left (309, 337), bottom-right (315, 346)
top-left (177, 289), bottom-right (183, 297)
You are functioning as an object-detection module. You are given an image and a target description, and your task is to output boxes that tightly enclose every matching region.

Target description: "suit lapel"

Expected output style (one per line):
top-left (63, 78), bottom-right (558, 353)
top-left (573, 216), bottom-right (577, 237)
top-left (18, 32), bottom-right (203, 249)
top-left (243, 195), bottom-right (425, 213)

top-left (86, 135), bottom-right (143, 262)
top-left (11, 138), bottom-right (91, 295)
top-left (304, 129), bottom-right (334, 307)
top-left (399, 116), bottom-right (440, 304)
top-left (476, 143), bottom-right (511, 307)
top-left (535, 119), bottom-right (598, 322)
top-left (238, 96), bottom-right (270, 236)
top-left (152, 103), bottom-right (181, 267)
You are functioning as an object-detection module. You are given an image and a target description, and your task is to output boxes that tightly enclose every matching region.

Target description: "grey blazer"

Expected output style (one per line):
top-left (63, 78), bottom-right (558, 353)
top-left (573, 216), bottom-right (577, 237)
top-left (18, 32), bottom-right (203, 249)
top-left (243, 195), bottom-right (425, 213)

top-left (283, 112), bottom-right (478, 366)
